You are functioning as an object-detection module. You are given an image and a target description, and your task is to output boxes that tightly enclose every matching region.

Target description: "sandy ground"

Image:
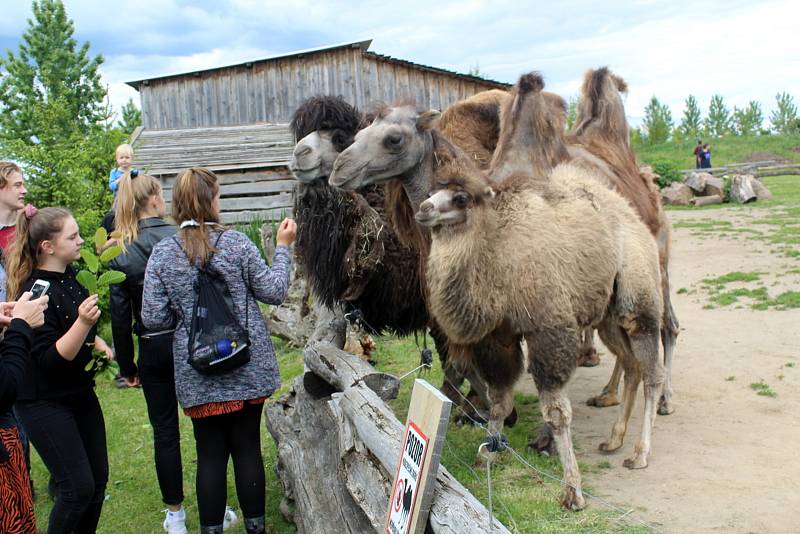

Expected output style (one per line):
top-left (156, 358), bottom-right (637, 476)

top-left (517, 206), bottom-right (800, 533)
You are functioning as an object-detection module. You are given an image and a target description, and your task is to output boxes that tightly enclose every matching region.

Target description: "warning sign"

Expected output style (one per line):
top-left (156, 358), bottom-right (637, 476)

top-left (386, 421), bottom-right (429, 534)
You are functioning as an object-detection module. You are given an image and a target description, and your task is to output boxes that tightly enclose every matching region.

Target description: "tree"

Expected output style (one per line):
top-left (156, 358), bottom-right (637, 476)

top-left (641, 96), bottom-right (673, 145)
top-left (565, 96), bottom-right (579, 130)
top-left (704, 94), bottom-right (732, 137)
top-left (732, 101), bottom-right (763, 136)
top-left (678, 95), bottom-right (703, 142)
top-left (119, 98), bottom-right (142, 134)
top-left (770, 92), bottom-right (800, 134)
top-left (467, 63), bottom-right (482, 78)
top-left (0, 0), bottom-right (106, 146)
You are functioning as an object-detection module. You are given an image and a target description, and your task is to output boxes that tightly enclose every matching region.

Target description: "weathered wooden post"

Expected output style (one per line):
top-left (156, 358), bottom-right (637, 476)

top-left (385, 380), bottom-right (451, 534)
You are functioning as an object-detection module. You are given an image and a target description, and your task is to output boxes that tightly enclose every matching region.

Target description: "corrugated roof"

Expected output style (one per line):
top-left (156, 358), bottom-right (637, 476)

top-left (126, 38), bottom-right (509, 90)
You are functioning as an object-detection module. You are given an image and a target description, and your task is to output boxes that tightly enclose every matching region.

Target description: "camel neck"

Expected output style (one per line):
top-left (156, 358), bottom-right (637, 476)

top-left (399, 136), bottom-right (435, 212)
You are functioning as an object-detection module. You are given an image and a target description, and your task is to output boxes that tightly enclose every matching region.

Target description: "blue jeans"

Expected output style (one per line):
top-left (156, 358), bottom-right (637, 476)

top-left (15, 391), bottom-right (108, 534)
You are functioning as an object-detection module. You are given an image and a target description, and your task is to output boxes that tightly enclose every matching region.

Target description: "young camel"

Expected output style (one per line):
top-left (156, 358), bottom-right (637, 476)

top-left (414, 95), bottom-right (665, 509)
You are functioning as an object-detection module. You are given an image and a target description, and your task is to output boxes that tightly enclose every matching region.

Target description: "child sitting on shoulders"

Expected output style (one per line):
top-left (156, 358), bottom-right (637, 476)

top-left (109, 144), bottom-right (136, 195)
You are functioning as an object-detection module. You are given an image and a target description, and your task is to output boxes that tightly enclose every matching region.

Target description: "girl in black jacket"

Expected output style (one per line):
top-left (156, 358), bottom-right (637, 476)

top-left (0, 292), bottom-right (47, 534)
top-left (109, 172), bottom-right (192, 533)
top-left (5, 206), bottom-right (113, 534)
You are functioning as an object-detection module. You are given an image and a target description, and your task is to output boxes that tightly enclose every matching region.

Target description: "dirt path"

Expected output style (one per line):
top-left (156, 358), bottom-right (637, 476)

top-left (517, 206), bottom-right (800, 533)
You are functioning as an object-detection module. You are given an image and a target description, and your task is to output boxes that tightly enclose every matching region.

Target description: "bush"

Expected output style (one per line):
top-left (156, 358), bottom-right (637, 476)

top-left (648, 159), bottom-right (683, 189)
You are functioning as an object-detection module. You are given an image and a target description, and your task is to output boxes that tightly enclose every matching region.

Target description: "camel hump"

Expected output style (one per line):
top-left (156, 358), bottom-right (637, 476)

top-left (517, 72), bottom-right (545, 95)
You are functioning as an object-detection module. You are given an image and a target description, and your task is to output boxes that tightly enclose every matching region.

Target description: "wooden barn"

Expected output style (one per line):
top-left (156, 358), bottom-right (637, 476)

top-left (127, 39), bottom-right (509, 222)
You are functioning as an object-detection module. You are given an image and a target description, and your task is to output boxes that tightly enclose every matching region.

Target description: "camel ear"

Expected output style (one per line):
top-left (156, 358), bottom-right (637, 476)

top-left (416, 110), bottom-right (442, 131)
top-left (484, 186), bottom-right (495, 199)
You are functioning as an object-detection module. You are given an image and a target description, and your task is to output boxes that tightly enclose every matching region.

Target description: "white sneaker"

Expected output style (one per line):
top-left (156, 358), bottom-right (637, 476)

top-left (222, 506), bottom-right (238, 531)
top-left (163, 507), bottom-right (188, 534)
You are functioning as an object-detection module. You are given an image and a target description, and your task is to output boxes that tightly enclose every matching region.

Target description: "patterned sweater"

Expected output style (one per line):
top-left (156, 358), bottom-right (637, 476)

top-left (141, 229), bottom-right (292, 409)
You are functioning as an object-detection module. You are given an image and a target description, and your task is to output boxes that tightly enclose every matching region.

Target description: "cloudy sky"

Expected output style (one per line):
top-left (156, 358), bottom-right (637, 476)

top-left (1, 0), bottom-right (797, 127)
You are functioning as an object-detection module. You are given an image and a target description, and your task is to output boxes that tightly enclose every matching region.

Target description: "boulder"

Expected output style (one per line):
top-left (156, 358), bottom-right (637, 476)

top-left (684, 171), bottom-right (711, 193)
top-left (703, 176), bottom-right (725, 197)
top-left (661, 182), bottom-right (694, 206)
top-left (730, 174), bottom-right (757, 204)
top-left (751, 179), bottom-right (773, 200)
top-left (692, 194), bottom-right (723, 206)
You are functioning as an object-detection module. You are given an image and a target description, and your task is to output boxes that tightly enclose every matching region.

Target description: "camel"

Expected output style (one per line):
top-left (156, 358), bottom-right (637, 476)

top-left (289, 96), bottom-right (511, 424)
top-left (414, 76), bottom-right (665, 510)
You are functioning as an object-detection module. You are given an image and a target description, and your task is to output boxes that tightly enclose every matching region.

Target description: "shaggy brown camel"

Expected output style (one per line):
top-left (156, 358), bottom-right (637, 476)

top-left (414, 82), bottom-right (664, 509)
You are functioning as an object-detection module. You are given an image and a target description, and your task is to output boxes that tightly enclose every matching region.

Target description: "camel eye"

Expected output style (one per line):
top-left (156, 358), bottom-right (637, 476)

top-left (453, 192), bottom-right (470, 209)
top-left (384, 133), bottom-right (404, 150)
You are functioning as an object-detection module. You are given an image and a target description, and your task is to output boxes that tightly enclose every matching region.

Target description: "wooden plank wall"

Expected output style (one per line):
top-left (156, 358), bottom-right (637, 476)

top-left (139, 48), bottom-right (505, 129)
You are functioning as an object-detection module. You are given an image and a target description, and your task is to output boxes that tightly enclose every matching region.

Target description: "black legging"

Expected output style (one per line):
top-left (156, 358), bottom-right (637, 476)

top-left (15, 391), bottom-right (108, 534)
top-left (191, 402), bottom-right (265, 526)
top-left (138, 334), bottom-right (183, 505)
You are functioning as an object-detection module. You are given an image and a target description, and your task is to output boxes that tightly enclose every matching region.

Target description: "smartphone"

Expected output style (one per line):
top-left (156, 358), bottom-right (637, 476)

top-left (30, 279), bottom-right (50, 299)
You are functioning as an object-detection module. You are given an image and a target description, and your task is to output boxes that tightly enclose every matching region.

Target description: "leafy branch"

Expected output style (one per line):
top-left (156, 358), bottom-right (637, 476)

top-left (76, 227), bottom-right (126, 293)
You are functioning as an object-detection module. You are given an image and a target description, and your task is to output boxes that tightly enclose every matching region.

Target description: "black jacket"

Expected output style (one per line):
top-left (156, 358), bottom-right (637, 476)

top-left (17, 267), bottom-right (97, 400)
top-left (109, 217), bottom-right (176, 378)
top-left (0, 319), bottom-right (33, 428)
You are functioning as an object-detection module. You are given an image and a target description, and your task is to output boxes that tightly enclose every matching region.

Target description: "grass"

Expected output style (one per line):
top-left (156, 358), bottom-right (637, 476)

top-left (749, 380), bottom-right (777, 398)
top-left (30, 335), bottom-right (652, 533)
top-left (634, 134), bottom-right (800, 170)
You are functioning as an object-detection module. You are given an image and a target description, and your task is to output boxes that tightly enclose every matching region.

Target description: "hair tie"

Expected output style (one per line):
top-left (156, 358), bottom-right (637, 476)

top-left (23, 204), bottom-right (38, 220)
top-left (180, 219), bottom-right (200, 228)
top-left (130, 169), bottom-right (139, 179)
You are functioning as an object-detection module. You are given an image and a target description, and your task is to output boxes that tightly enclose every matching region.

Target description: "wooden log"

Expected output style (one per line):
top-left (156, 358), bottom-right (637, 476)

top-left (692, 194), bottom-right (723, 206)
top-left (304, 342), bottom-right (400, 401)
top-left (339, 383), bottom-right (511, 534)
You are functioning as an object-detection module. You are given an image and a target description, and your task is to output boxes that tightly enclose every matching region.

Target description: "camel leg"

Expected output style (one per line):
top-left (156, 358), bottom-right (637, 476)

top-left (623, 334), bottom-right (664, 469)
top-left (539, 388), bottom-right (585, 510)
top-left (577, 327), bottom-right (600, 367)
top-left (586, 359), bottom-right (622, 408)
top-left (659, 295), bottom-right (679, 415)
top-left (599, 363), bottom-right (640, 453)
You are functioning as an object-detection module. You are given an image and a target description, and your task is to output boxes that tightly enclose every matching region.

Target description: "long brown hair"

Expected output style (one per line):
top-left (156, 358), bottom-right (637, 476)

top-left (5, 207), bottom-right (72, 299)
top-left (172, 167), bottom-right (222, 265)
top-left (0, 161), bottom-right (22, 189)
top-left (115, 171), bottom-right (162, 250)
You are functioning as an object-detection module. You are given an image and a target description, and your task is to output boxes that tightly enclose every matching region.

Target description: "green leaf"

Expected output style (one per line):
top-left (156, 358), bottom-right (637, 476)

top-left (99, 245), bottom-right (122, 263)
top-left (75, 270), bottom-right (97, 294)
top-left (97, 270), bottom-right (126, 287)
top-left (109, 230), bottom-right (123, 240)
top-left (94, 227), bottom-right (108, 251)
top-left (85, 359), bottom-right (96, 372)
top-left (80, 249), bottom-right (99, 273)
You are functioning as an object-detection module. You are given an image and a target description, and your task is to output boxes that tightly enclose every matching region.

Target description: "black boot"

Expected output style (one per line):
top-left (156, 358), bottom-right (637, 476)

top-left (199, 525), bottom-right (223, 534)
top-left (244, 516), bottom-right (267, 534)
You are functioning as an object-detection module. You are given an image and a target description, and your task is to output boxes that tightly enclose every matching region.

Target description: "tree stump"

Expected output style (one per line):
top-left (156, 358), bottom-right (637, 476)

top-left (661, 182), bottom-right (694, 206)
top-left (730, 174), bottom-right (757, 203)
top-left (684, 171), bottom-right (709, 194)
top-left (703, 176), bottom-right (725, 197)
top-left (692, 194), bottom-right (723, 206)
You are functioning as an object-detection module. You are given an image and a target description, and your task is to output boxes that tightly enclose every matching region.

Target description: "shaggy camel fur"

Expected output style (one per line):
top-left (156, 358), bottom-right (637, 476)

top-left (289, 96), bottom-right (427, 335)
top-left (415, 117), bottom-right (665, 510)
top-left (329, 92), bottom-right (527, 426)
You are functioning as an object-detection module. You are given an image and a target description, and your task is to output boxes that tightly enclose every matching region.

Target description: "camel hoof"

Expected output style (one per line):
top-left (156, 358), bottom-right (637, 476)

top-left (560, 487), bottom-right (586, 511)
top-left (598, 440), bottom-right (622, 453)
top-left (657, 396), bottom-right (675, 415)
top-left (504, 407), bottom-right (518, 428)
top-left (586, 392), bottom-right (620, 408)
top-left (623, 456), bottom-right (648, 469)
top-left (578, 349), bottom-right (601, 367)
top-left (528, 426), bottom-right (556, 457)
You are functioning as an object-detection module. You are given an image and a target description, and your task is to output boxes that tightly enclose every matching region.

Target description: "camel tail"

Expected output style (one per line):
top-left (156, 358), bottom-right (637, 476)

top-left (517, 72), bottom-right (545, 96)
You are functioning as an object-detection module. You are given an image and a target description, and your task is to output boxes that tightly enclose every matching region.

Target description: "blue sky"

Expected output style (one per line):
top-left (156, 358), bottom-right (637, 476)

top-left (1, 0), bottom-right (798, 127)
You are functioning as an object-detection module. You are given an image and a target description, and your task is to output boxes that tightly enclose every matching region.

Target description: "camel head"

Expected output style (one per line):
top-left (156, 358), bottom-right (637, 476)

top-left (415, 154), bottom-right (493, 229)
top-left (290, 131), bottom-right (342, 183)
top-left (329, 105), bottom-right (441, 190)
top-left (289, 95), bottom-right (363, 183)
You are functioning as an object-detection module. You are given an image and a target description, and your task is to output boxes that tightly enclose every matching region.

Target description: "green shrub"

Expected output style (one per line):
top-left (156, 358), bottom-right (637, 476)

top-left (647, 159), bottom-right (683, 189)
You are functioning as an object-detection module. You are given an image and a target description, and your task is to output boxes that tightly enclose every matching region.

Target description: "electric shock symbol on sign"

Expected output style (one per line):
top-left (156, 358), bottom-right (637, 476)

top-left (386, 422), bottom-right (429, 534)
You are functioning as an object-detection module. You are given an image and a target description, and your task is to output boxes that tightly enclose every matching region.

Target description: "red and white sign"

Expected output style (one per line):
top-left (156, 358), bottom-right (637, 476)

top-left (386, 421), bottom-right (429, 534)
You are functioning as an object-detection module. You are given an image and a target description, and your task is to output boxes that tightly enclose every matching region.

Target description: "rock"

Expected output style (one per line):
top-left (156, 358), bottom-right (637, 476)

top-left (730, 174), bottom-right (757, 204)
top-left (704, 176), bottom-right (725, 197)
top-left (751, 179), bottom-right (773, 200)
top-left (661, 182), bottom-right (694, 206)
top-left (684, 171), bottom-right (710, 193)
top-left (692, 195), bottom-right (723, 206)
